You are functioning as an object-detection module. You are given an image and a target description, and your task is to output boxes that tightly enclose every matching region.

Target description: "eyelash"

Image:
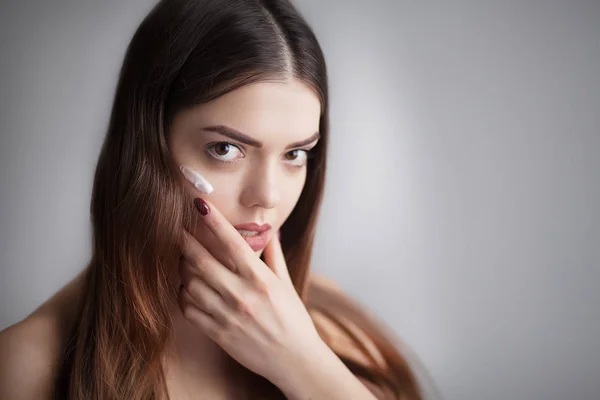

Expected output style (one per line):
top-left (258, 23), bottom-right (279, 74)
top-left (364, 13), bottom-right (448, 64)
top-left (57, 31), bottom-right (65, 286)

top-left (205, 142), bottom-right (244, 165)
top-left (205, 142), bottom-right (316, 166)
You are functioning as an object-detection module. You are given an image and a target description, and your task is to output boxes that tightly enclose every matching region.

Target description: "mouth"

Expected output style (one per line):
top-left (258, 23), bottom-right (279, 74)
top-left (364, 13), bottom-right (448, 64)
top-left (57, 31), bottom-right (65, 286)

top-left (233, 223), bottom-right (272, 251)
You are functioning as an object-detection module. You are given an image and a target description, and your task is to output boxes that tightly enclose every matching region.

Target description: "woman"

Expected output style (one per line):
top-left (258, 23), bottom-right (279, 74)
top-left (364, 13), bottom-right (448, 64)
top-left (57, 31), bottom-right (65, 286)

top-left (0, 0), bottom-right (432, 399)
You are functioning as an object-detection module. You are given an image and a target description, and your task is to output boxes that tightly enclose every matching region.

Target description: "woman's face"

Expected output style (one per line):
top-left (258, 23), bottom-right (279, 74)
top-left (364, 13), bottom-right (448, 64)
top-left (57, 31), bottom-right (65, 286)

top-left (168, 80), bottom-right (321, 258)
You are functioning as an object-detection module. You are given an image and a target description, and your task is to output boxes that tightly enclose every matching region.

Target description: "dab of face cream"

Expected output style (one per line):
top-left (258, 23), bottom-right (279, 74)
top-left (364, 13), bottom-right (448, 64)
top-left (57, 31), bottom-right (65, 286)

top-left (179, 165), bottom-right (214, 194)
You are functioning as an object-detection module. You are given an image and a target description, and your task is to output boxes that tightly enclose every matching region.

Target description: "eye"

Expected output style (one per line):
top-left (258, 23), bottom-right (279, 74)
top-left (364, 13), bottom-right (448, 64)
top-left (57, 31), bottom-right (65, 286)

top-left (206, 142), bottom-right (244, 163)
top-left (283, 149), bottom-right (309, 167)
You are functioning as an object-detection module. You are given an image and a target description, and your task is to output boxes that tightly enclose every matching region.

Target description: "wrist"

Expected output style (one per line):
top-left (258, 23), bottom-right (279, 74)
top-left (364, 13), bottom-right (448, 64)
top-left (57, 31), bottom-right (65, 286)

top-left (272, 338), bottom-right (340, 395)
top-left (271, 337), bottom-right (378, 400)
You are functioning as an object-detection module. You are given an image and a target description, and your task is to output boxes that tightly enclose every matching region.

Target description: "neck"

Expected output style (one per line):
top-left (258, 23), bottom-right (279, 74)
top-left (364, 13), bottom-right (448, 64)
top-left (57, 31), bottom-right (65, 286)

top-left (160, 284), bottom-right (249, 399)
top-left (165, 304), bottom-right (228, 370)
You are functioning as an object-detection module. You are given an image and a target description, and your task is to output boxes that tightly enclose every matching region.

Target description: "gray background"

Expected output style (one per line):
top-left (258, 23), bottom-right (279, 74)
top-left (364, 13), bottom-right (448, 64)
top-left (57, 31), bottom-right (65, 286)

top-left (1, 1), bottom-right (599, 399)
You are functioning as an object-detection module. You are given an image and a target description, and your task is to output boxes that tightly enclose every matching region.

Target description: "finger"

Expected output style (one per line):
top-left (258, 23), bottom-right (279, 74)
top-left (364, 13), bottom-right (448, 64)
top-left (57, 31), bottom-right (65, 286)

top-left (178, 288), bottom-right (220, 340)
top-left (186, 216), bottom-right (237, 273)
top-left (179, 272), bottom-right (231, 327)
top-left (179, 253), bottom-right (249, 314)
top-left (262, 232), bottom-right (293, 287)
top-left (182, 228), bottom-right (238, 274)
top-left (193, 197), bottom-right (270, 283)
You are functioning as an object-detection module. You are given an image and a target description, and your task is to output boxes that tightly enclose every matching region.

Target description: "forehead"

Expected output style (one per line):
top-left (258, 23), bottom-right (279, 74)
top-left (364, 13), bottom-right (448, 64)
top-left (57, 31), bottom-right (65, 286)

top-left (178, 80), bottom-right (321, 144)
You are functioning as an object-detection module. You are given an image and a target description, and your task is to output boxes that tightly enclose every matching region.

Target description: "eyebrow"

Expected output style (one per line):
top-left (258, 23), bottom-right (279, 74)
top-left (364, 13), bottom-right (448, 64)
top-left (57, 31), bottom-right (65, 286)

top-left (200, 125), bottom-right (320, 150)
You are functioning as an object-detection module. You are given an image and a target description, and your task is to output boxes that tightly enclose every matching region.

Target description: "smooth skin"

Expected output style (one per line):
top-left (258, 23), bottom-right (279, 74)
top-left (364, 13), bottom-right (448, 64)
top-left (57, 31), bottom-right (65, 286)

top-left (0, 269), bottom-right (87, 399)
top-left (177, 196), bottom-right (377, 399)
top-left (0, 80), bottom-right (377, 399)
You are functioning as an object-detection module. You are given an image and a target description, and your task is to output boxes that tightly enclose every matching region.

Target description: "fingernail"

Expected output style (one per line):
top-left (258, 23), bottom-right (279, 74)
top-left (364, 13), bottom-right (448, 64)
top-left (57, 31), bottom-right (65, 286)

top-left (180, 165), bottom-right (214, 194)
top-left (194, 198), bottom-right (210, 216)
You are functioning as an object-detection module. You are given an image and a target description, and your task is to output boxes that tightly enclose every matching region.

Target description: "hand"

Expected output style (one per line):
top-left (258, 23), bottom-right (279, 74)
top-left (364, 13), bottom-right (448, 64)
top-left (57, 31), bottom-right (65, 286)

top-left (178, 197), bottom-right (325, 387)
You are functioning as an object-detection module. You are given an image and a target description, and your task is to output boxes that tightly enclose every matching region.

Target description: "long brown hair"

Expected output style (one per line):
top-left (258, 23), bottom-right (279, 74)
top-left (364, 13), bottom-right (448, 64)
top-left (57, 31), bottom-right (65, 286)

top-left (55, 0), bottom-right (429, 398)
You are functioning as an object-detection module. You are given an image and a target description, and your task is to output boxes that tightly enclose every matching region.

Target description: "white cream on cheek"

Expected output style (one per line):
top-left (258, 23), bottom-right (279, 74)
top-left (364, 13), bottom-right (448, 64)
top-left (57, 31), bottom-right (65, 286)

top-left (179, 165), bottom-right (214, 194)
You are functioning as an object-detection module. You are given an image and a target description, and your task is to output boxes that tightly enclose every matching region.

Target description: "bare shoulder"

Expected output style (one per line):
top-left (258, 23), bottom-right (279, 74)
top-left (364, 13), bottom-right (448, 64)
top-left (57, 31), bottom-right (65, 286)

top-left (0, 269), bottom-right (86, 399)
top-left (0, 314), bottom-right (62, 399)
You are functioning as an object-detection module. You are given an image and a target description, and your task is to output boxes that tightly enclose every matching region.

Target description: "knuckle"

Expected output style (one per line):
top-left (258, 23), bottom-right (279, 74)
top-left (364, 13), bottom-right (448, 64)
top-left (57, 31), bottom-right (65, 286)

top-left (227, 291), bottom-right (255, 317)
top-left (188, 281), bottom-right (208, 308)
top-left (196, 295), bottom-right (210, 312)
top-left (219, 315), bottom-right (233, 330)
top-left (253, 279), bottom-right (270, 296)
top-left (241, 295), bottom-right (258, 317)
top-left (185, 278), bottom-right (199, 295)
top-left (223, 316), bottom-right (242, 332)
top-left (241, 301), bottom-right (255, 318)
top-left (181, 303), bottom-right (195, 320)
top-left (241, 303), bottom-right (255, 318)
top-left (193, 259), bottom-right (211, 276)
top-left (230, 294), bottom-right (247, 313)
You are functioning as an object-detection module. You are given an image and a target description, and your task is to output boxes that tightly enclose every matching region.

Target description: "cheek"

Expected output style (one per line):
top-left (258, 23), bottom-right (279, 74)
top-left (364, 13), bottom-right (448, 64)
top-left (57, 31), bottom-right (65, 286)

top-left (196, 170), bottom-right (241, 218)
top-left (180, 163), bottom-right (241, 224)
top-left (187, 172), bottom-right (240, 263)
top-left (278, 170), bottom-right (307, 223)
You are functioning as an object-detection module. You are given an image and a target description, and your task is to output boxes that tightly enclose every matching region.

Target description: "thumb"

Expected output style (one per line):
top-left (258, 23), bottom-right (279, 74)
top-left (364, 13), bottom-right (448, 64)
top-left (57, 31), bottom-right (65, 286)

top-left (263, 231), bottom-right (293, 286)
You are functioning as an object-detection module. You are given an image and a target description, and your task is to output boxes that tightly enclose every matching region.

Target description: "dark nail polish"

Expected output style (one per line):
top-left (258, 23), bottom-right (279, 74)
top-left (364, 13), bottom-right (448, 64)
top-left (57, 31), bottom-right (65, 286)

top-left (193, 198), bottom-right (209, 216)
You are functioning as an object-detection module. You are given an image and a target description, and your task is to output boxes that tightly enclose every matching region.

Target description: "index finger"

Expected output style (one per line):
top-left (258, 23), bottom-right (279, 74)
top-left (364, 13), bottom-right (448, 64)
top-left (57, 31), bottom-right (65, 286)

top-left (193, 197), bottom-right (270, 282)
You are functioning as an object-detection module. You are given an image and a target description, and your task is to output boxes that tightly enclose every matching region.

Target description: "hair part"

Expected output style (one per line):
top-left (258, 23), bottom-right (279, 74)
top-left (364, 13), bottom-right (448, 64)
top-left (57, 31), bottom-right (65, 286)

top-left (55, 1), bottom-right (425, 399)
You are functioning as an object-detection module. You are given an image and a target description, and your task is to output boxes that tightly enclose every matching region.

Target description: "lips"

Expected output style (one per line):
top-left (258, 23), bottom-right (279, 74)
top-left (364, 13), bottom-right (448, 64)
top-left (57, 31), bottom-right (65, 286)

top-left (233, 223), bottom-right (272, 251)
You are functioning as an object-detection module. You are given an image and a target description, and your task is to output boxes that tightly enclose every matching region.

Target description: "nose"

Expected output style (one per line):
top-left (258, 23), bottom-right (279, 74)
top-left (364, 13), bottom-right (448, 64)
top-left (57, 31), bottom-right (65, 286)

top-left (239, 163), bottom-right (280, 210)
